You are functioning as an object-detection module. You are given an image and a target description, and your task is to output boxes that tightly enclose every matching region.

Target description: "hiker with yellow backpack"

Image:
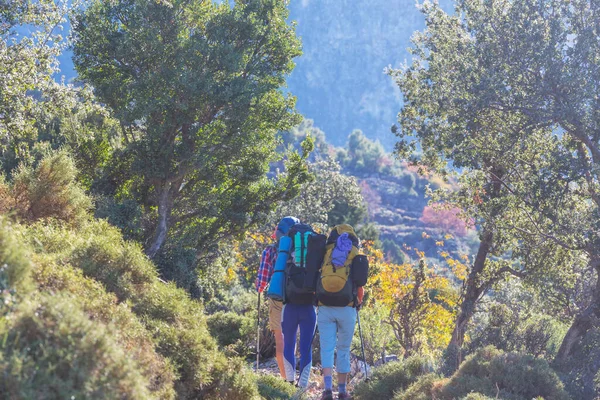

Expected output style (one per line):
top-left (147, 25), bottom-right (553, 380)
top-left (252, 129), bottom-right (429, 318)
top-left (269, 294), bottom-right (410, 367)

top-left (313, 225), bottom-right (369, 400)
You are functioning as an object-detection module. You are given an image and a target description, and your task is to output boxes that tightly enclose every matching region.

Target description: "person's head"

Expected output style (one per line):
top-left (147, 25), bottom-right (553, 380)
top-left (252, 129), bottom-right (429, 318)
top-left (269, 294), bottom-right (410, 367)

top-left (273, 216), bottom-right (299, 240)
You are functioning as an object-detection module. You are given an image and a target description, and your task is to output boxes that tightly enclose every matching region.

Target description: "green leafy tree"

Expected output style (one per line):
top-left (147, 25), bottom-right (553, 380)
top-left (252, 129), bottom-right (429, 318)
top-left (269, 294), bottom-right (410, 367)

top-left (382, 238), bottom-right (407, 265)
top-left (31, 83), bottom-right (122, 191)
top-left (72, 0), bottom-right (310, 259)
top-left (338, 129), bottom-right (393, 175)
top-left (0, 1), bottom-right (74, 170)
top-left (272, 158), bottom-right (364, 230)
top-left (468, 281), bottom-right (569, 360)
top-left (391, 0), bottom-right (596, 370)
top-left (0, 1), bottom-right (118, 189)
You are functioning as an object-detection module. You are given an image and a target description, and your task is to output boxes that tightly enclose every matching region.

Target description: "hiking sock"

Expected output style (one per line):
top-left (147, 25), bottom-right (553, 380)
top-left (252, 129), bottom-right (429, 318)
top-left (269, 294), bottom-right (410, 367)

top-left (338, 383), bottom-right (347, 394)
top-left (324, 375), bottom-right (333, 391)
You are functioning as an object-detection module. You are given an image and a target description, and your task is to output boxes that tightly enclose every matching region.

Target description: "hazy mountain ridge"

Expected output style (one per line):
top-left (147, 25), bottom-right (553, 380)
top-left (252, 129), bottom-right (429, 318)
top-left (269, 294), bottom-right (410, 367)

top-left (287, 0), bottom-right (454, 149)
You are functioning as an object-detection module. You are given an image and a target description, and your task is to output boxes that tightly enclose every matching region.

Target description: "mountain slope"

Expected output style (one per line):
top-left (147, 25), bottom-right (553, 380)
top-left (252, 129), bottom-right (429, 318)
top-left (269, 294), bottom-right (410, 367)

top-left (287, 0), bottom-right (454, 148)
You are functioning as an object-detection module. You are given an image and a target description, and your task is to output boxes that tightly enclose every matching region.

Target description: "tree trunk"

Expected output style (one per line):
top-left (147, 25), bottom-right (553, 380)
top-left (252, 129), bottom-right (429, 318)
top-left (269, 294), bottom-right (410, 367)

top-left (444, 230), bottom-right (493, 372)
top-left (554, 263), bottom-right (600, 365)
top-left (403, 321), bottom-right (415, 358)
top-left (146, 184), bottom-right (172, 259)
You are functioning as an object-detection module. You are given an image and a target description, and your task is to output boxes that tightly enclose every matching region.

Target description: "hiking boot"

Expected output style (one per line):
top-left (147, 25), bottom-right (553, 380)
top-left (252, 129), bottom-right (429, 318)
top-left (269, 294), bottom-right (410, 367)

top-left (337, 392), bottom-right (351, 400)
top-left (320, 389), bottom-right (333, 400)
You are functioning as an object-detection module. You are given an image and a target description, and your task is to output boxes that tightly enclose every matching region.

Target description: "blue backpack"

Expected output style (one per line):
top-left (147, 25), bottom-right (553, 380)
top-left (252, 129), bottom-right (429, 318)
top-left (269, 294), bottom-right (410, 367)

top-left (284, 223), bottom-right (326, 305)
top-left (266, 217), bottom-right (299, 301)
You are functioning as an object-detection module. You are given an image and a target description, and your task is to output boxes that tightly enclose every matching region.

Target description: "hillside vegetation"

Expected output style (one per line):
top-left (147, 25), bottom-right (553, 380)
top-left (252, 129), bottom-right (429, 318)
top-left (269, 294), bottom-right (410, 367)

top-left (0, 153), bottom-right (258, 398)
top-left (1, 0), bottom-right (599, 399)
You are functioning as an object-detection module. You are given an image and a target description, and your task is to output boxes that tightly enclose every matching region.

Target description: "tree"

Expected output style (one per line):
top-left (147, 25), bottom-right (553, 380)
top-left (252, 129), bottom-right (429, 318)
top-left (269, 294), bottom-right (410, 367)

top-left (338, 129), bottom-right (393, 175)
top-left (72, 0), bottom-right (311, 259)
top-left (382, 238), bottom-right (407, 264)
top-left (271, 158), bottom-right (364, 230)
top-left (391, 0), bottom-right (596, 370)
top-left (370, 248), bottom-right (458, 358)
top-left (468, 0), bottom-right (600, 366)
top-left (0, 1), bottom-right (73, 171)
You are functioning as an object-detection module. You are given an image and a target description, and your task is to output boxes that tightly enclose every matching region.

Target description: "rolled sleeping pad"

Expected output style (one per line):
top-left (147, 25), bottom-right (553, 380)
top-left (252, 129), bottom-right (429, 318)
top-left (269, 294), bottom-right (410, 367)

top-left (266, 236), bottom-right (292, 302)
top-left (351, 254), bottom-right (369, 287)
top-left (303, 233), bottom-right (327, 291)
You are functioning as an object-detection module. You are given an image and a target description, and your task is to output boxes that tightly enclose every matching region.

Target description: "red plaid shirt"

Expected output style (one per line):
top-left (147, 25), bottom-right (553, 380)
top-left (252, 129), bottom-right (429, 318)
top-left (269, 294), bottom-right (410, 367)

top-left (255, 245), bottom-right (278, 292)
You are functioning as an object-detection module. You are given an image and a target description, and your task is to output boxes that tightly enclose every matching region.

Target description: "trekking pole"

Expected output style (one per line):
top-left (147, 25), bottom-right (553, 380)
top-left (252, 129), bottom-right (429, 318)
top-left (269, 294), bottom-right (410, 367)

top-left (311, 307), bottom-right (318, 346)
top-left (256, 292), bottom-right (261, 372)
top-left (310, 325), bottom-right (318, 347)
top-left (356, 307), bottom-right (369, 381)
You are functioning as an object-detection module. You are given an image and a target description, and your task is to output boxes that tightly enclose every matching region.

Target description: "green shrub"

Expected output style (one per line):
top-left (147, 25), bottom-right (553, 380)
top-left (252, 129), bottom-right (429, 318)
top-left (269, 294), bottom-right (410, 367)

top-left (397, 347), bottom-right (570, 400)
top-left (418, 346), bottom-right (571, 400)
top-left (32, 255), bottom-right (176, 399)
top-left (351, 301), bottom-right (400, 366)
top-left (394, 373), bottom-right (443, 400)
top-left (353, 356), bottom-right (432, 400)
top-left (0, 218), bottom-right (32, 297)
top-left (70, 225), bottom-right (157, 302)
top-left (257, 374), bottom-right (297, 399)
top-left (0, 295), bottom-right (152, 399)
top-left (468, 303), bottom-right (567, 361)
top-left (207, 311), bottom-right (255, 358)
top-left (12, 150), bottom-right (91, 225)
top-left (0, 175), bottom-right (11, 214)
top-left (136, 283), bottom-right (258, 398)
top-left (205, 358), bottom-right (261, 400)
top-left (203, 284), bottom-right (270, 357)
top-left (154, 241), bottom-right (201, 296)
top-left (25, 219), bottom-right (257, 399)
top-left (519, 315), bottom-right (567, 358)
top-left (136, 288), bottom-right (256, 399)
top-left (204, 283), bottom-right (258, 315)
top-left (460, 394), bottom-right (496, 400)
top-left (440, 346), bottom-right (570, 400)
top-left (95, 197), bottom-right (144, 242)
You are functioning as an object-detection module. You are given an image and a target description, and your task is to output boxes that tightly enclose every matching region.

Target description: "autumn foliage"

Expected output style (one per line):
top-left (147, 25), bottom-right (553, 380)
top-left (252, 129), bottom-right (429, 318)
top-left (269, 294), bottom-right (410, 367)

top-left (420, 204), bottom-right (472, 237)
top-left (366, 244), bottom-right (459, 359)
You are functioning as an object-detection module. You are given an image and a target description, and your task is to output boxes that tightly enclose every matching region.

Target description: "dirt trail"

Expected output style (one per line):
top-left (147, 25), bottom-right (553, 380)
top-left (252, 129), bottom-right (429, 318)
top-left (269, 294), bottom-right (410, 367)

top-left (255, 357), bottom-right (368, 399)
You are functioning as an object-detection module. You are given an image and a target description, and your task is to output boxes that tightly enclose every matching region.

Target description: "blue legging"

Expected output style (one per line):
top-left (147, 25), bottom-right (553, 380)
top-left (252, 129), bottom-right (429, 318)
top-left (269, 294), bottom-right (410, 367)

top-left (281, 303), bottom-right (317, 387)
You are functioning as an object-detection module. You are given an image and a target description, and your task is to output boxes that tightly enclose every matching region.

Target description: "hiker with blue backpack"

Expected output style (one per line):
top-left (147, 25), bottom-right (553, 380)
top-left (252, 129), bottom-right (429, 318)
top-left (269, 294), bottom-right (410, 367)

top-left (281, 221), bottom-right (318, 388)
top-left (314, 225), bottom-right (369, 400)
top-left (267, 218), bottom-right (328, 389)
top-left (256, 216), bottom-right (300, 378)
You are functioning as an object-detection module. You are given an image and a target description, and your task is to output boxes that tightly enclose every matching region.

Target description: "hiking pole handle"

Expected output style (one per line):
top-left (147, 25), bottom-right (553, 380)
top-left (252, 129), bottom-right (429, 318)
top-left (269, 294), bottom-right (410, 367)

top-left (356, 307), bottom-right (368, 381)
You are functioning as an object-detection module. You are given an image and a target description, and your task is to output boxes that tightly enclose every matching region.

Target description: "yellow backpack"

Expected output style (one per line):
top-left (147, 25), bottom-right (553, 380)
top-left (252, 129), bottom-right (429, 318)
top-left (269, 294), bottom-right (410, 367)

top-left (316, 224), bottom-right (360, 307)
